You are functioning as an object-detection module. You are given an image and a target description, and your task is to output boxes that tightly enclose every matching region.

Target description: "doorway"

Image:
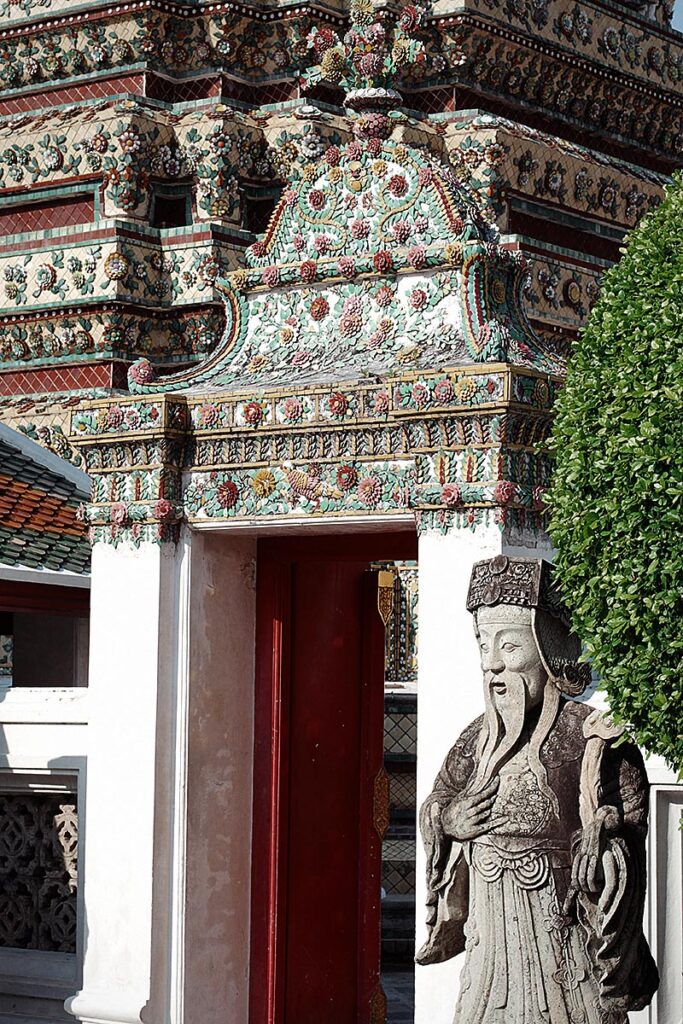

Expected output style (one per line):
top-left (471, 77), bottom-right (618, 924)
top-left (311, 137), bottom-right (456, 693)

top-left (250, 532), bottom-right (417, 1024)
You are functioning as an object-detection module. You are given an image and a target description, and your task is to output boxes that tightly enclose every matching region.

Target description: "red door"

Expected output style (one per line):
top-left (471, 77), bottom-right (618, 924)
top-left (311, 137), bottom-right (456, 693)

top-left (250, 533), bottom-right (417, 1024)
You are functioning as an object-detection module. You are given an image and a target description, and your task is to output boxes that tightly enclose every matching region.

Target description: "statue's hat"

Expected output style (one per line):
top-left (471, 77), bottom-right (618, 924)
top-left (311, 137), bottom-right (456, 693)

top-left (466, 556), bottom-right (570, 625)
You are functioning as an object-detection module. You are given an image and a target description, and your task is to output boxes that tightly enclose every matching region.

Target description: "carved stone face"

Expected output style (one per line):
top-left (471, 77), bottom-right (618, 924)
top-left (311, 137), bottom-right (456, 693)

top-left (476, 604), bottom-right (548, 713)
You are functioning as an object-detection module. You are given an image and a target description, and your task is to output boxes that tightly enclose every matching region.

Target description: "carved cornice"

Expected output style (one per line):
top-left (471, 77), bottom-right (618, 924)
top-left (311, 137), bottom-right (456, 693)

top-left (70, 362), bottom-right (555, 541)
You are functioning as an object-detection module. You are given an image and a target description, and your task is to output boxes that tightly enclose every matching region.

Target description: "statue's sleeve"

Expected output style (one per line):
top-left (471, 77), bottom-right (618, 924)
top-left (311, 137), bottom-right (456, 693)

top-left (415, 718), bottom-right (480, 966)
top-left (575, 726), bottom-right (659, 1013)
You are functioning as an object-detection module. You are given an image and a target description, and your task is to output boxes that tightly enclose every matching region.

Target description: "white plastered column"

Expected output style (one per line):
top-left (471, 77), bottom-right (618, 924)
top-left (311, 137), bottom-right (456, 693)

top-left (414, 523), bottom-right (553, 1024)
top-left (65, 530), bottom-right (256, 1024)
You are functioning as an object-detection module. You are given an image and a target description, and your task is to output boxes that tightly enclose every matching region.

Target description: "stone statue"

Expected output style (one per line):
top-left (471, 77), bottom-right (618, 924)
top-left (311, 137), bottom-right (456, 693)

top-left (417, 556), bottom-right (658, 1024)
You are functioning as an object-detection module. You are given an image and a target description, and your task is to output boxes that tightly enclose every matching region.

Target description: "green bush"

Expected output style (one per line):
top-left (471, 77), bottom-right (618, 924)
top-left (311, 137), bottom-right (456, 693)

top-left (548, 174), bottom-right (683, 772)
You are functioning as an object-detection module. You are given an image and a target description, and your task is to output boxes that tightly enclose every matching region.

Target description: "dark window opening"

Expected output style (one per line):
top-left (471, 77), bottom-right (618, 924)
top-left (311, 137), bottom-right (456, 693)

top-left (243, 191), bottom-right (280, 236)
top-left (151, 188), bottom-right (192, 229)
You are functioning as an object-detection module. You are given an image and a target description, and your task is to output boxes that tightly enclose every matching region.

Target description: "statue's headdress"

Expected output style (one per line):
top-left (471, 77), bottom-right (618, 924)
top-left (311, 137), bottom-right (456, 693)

top-left (466, 555), bottom-right (591, 696)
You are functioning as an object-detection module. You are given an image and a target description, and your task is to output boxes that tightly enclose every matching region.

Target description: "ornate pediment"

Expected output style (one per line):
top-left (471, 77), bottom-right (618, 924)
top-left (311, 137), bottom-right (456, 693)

top-left (128, 127), bottom-right (555, 396)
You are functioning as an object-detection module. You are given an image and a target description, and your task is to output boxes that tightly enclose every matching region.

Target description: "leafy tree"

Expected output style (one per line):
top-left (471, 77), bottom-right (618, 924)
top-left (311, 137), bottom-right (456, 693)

top-left (548, 176), bottom-right (683, 771)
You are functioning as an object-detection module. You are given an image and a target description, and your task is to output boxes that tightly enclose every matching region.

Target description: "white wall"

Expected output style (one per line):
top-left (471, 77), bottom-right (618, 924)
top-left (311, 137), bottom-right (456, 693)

top-left (183, 533), bottom-right (256, 1024)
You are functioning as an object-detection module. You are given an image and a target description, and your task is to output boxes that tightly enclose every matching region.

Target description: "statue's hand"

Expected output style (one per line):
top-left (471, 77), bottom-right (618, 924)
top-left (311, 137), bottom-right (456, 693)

top-left (441, 778), bottom-right (508, 840)
top-left (572, 818), bottom-right (605, 894)
top-left (572, 805), bottom-right (621, 895)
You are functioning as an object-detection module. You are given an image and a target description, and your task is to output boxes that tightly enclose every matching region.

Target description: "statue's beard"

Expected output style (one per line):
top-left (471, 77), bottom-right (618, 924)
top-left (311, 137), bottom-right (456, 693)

top-left (470, 672), bottom-right (562, 818)
top-left (471, 673), bottom-right (528, 791)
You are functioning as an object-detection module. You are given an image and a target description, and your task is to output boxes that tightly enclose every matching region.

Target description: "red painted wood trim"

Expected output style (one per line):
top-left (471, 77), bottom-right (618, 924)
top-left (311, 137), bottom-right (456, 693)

top-left (0, 579), bottom-right (89, 615)
top-left (251, 554), bottom-right (291, 1024)
top-left (357, 569), bottom-right (388, 1022)
top-left (257, 531), bottom-right (417, 564)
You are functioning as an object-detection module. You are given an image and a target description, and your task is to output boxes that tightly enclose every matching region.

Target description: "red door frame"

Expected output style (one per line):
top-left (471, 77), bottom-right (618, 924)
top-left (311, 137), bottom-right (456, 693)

top-left (250, 532), bottom-right (417, 1024)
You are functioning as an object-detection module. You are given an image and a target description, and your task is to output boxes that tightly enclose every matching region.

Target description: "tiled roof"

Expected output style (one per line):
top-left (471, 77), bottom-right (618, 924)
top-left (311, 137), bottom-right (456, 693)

top-left (0, 424), bottom-right (91, 576)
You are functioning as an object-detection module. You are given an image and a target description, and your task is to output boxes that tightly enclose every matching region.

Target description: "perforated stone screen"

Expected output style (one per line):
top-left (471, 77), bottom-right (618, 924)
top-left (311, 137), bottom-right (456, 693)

top-left (0, 793), bottom-right (77, 953)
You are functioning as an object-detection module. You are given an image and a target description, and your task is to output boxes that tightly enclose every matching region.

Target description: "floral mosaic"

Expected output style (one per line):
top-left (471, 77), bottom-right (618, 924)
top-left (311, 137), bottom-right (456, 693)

top-left (0, 309), bottom-right (223, 367)
top-left (0, 101), bottom-right (265, 223)
top-left (68, 356), bottom-right (555, 543)
top-left (432, 22), bottom-right (683, 158)
top-left (0, 235), bottom-right (243, 314)
top-left (304, 0), bottom-right (429, 98)
top-left (3, 0), bottom-right (680, 547)
top-left (446, 115), bottom-right (665, 232)
top-left (457, 0), bottom-right (677, 80)
top-left (125, 130), bottom-right (555, 398)
top-left (524, 259), bottom-right (602, 328)
top-left (0, 1), bottom-right (680, 159)
top-left (184, 459), bottom-right (415, 520)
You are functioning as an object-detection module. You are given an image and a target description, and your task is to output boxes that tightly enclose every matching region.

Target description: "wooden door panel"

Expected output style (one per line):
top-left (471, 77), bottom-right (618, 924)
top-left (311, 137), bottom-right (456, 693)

top-left (251, 533), bottom-right (417, 1024)
top-left (285, 560), bottom-right (364, 1022)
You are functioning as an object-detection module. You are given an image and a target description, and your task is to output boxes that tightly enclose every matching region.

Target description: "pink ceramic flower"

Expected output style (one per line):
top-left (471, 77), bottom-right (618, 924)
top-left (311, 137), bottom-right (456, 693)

top-left (441, 483), bottom-right (461, 508)
top-left (388, 174), bottom-right (408, 197)
top-left (128, 359), bottom-right (155, 386)
top-left (328, 392), bottom-right (350, 417)
top-left (373, 390), bottom-right (390, 413)
top-left (373, 250), bottom-right (394, 273)
top-left (407, 245), bottom-right (426, 269)
top-left (153, 498), bottom-right (174, 520)
top-left (434, 379), bottom-right (455, 403)
top-left (409, 288), bottom-right (428, 310)
top-left (110, 502), bottom-right (128, 525)
top-left (411, 382), bottom-right (429, 408)
top-left (198, 403), bottom-right (219, 427)
top-left (337, 256), bottom-right (356, 279)
top-left (309, 189), bottom-right (326, 211)
top-left (106, 406), bottom-right (124, 428)
top-left (392, 221), bottom-right (411, 243)
top-left (310, 297), bottom-right (330, 321)
top-left (336, 464), bottom-right (358, 491)
top-left (262, 266), bottom-right (280, 287)
top-left (300, 260), bottom-right (317, 283)
top-left (283, 398), bottom-right (304, 422)
top-left (493, 480), bottom-right (518, 505)
top-left (243, 401), bottom-right (264, 426)
top-left (375, 285), bottom-right (393, 307)
top-left (357, 476), bottom-right (382, 507)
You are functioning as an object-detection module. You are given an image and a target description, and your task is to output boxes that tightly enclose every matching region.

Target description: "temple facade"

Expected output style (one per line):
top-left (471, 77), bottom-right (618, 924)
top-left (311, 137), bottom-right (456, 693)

top-left (0, 0), bottom-right (681, 1022)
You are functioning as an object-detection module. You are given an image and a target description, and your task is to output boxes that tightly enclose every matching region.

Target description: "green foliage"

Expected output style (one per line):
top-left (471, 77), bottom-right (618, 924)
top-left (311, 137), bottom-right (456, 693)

top-left (548, 174), bottom-right (683, 771)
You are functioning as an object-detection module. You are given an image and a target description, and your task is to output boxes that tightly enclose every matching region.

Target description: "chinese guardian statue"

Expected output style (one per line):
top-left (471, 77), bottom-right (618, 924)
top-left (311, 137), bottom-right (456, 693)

top-left (417, 556), bottom-right (658, 1024)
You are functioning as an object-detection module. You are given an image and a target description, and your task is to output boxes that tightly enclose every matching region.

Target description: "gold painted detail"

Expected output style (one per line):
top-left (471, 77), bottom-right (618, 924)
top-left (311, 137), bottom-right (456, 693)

top-left (377, 569), bottom-right (397, 628)
top-left (373, 767), bottom-right (391, 841)
top-left (370, 983), bottom-right (388, 1024)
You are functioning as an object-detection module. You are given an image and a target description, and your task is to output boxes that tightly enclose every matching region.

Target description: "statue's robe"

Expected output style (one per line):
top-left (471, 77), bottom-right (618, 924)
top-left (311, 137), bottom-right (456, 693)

top-left (418, 699), bottom-right (658, 1024)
